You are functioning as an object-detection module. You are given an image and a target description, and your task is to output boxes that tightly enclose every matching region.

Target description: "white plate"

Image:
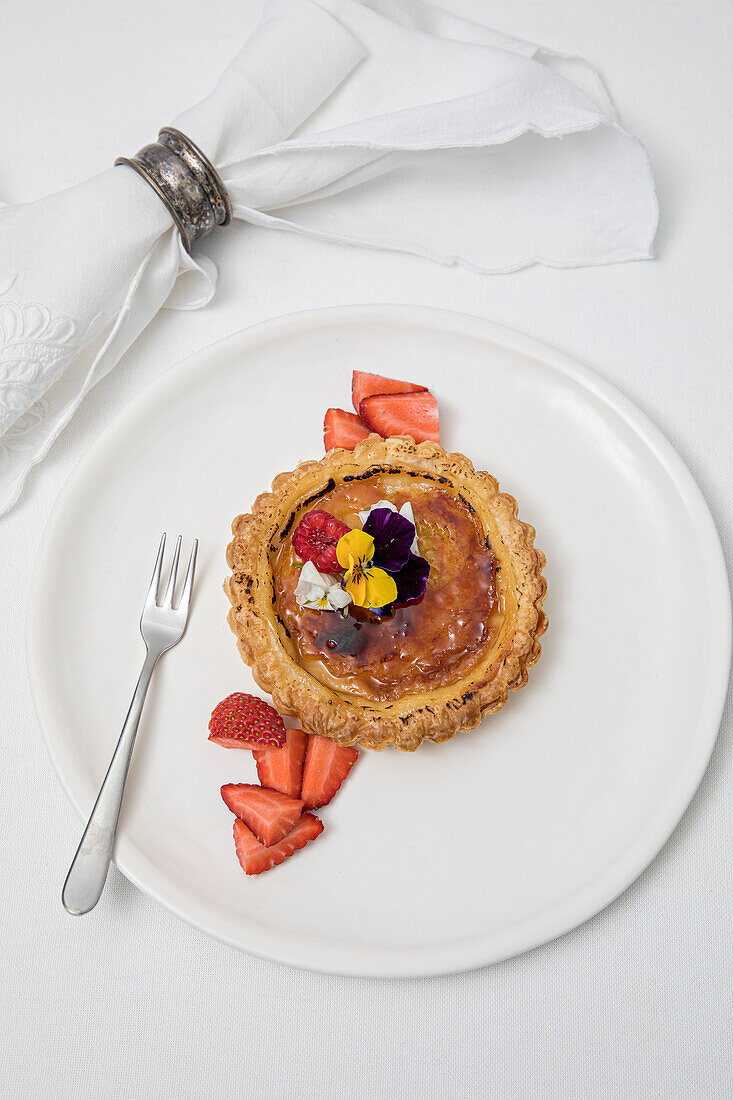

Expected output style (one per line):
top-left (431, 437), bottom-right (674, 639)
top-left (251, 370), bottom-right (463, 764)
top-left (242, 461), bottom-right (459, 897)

top-left (27, 306), bottom-right (730, 977)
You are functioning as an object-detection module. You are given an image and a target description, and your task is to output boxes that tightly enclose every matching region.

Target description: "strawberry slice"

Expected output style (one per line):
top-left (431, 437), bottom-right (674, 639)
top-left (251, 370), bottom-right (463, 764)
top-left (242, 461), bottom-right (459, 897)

top-left (360, 391), bottom-right (440, 444)
top-left (233, 813), bottom-right (323, 875)
top-left (324, 408), bottom-right (370, 452)
top-left (300, 734), bottom-right (359, 810)
top-left (351, 370), bottom-right (427, 413)
top-left (253, 728), bottom-right (308, 799)
top-left (221, 783), bottom-right (304, 847)
top-left (208, 693), bottom-right (286, 750)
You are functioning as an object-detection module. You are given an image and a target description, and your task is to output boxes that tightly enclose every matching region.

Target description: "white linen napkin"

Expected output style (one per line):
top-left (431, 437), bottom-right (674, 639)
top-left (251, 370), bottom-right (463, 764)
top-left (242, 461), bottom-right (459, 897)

top-left (0, 0), bottom-right (657, 513)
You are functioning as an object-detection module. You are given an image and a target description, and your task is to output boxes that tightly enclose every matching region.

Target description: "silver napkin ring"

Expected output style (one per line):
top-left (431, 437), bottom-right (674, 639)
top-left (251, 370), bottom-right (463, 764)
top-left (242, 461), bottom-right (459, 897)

top-left (115, 127), bottom-right (231, 252)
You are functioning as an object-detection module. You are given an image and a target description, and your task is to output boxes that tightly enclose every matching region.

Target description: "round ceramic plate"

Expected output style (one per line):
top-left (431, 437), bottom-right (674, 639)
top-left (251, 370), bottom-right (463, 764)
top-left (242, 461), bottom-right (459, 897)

top-left (28, 306), bottom-right (730, 977)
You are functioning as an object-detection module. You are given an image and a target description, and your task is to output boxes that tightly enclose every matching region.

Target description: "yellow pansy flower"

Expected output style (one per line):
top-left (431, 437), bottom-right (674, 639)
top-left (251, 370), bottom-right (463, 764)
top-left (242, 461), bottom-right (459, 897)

top-left (336, 529), bottom-right (398, 609)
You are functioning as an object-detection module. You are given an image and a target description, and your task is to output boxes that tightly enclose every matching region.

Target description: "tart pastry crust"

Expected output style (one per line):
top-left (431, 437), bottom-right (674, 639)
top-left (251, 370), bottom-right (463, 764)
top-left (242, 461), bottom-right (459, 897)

top-left (225, 436), bottom-right (547, 751)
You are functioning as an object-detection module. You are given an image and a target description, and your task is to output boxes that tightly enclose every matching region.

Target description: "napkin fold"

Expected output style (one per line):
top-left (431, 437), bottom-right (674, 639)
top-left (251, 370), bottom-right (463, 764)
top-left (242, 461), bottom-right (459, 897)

top-left (0, 0), bottom-right (657, 513)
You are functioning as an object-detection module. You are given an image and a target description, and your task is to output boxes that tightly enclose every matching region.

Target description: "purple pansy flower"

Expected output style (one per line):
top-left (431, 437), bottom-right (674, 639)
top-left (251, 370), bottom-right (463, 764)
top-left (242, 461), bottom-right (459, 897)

top-left (363, 508), bottom-right (413, 572)
top-left (363, 506), bottom-right (430, 607)
top-left (392, 552), bottom-right (430, 605)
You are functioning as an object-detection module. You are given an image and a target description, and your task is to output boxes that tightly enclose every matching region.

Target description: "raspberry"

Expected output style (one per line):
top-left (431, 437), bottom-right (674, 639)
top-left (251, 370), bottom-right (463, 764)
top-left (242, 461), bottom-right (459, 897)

top-left (292, 510), bottom-right (350, 573)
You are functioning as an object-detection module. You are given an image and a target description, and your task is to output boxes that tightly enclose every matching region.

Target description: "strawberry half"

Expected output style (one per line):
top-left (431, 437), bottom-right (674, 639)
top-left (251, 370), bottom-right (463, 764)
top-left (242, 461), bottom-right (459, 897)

top-left (351, 370), bottom-right (427, 414)
top-left (233, 813), bottom-right (324, 875)
top-left (300, 734), bottom-right (359, 810)
top-left (324, 408), bottom-right (370, 452)
top-left (221, 783), bottom-right (304, 847)
top-left (208, 692), bottom-right (286, 750)
top-left (360, 391), bottom-right (440, 444)
top-left (253, 728), bottom-right (308, 799)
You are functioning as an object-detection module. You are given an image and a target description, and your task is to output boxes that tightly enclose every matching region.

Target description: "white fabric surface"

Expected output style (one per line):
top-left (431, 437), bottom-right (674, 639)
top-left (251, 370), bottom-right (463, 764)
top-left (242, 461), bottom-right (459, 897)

top-left (0, 0), bottom-right (657, 514)
top-left (0, 1), bottom-right (730, 1098)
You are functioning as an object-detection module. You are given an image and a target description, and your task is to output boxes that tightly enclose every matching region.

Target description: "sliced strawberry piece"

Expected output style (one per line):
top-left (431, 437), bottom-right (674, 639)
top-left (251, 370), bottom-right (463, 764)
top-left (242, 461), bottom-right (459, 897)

top-left (208, 733), bottom-right (271, 750)
top-left (359, 391), bottom-right (440, 444)
top-left (324, 408), bottom-right (370, 452)
top-left (300, 735), bottom-right (359, 810)
top-left (233, 813), bottom-right (323, 875)
top-left (221, 783), bottom-right (304, 847)
top-left (351, 370), bottom-right (427, 413)
top-left (253, 728), bottom-right (308, 799)
top-left (208, 693), bottom-right (285, 749)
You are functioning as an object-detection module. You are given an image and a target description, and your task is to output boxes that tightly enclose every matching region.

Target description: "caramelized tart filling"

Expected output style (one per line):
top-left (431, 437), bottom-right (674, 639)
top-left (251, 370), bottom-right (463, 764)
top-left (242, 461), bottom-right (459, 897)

top-left (272, 474), bottom-right (503, 703)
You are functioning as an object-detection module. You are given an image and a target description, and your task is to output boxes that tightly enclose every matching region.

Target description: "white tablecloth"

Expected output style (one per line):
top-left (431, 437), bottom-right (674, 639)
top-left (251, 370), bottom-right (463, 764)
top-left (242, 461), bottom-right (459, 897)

top-left (1, 2), bottom-right (730, 1097)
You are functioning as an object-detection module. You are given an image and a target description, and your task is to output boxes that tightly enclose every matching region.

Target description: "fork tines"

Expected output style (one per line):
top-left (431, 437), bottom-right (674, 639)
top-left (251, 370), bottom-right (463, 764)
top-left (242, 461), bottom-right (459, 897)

top-left (145, 533), bottom-right (198, 614)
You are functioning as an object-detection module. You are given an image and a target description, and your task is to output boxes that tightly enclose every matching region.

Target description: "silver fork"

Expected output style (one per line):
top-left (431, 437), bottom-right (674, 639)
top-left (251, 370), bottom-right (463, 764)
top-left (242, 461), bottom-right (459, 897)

top-left (62, 534), bottom-right (198, 915)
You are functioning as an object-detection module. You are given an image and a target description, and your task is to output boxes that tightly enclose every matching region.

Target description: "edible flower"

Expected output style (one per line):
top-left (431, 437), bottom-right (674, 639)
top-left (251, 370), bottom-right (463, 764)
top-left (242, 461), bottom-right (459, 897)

top-left (359, 500), bottom-right (419, 553)
top-left (362, 507), bottom-right (414, 573)
top-left (336, 529), bottom-right (398, 609)
top-left (362, 507), bottom-right (430, 606)
top-left (295, 561), bottom-right (352, 612)
top-left (390, 551), bottom-right (430, 605)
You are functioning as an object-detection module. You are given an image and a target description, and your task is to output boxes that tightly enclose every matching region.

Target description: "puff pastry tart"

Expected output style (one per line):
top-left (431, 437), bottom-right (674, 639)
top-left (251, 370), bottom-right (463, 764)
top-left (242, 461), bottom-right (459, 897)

top-left (225, 436), bottom-right (546, 751)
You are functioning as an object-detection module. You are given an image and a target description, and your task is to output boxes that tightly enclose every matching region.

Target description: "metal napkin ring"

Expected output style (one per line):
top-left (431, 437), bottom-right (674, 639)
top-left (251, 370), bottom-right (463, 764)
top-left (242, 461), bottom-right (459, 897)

top-left (115, 127), bottom-right (231, 252)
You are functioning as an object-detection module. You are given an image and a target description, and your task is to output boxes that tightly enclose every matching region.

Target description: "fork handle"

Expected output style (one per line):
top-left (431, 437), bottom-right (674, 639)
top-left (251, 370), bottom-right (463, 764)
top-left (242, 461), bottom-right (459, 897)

top-left (62, 650), bottom-right (158, 915)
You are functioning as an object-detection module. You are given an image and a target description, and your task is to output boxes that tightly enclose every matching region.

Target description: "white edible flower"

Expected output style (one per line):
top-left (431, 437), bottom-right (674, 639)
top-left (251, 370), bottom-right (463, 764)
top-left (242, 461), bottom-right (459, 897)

top-left (295, 561), bottom-right (352, 612)
top-left (358, 499), bottom-right (419, 553)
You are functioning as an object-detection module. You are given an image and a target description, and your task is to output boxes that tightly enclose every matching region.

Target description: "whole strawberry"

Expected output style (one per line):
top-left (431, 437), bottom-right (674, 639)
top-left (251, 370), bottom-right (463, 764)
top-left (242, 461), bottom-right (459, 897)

top-left (208, 692), bottom-right (286, 750)
top-left (292, 510), bottom-right (350, 573)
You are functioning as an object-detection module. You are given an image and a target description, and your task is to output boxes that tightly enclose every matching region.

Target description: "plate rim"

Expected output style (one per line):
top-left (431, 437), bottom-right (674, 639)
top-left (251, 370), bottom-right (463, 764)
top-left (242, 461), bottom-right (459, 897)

top-left (27, 304), bottom-right (732, 977)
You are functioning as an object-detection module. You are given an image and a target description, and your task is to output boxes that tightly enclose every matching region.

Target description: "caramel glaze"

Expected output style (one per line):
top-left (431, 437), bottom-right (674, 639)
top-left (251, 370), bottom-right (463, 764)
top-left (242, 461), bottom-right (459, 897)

top-left (272, 476), bottom-right (502, 703)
